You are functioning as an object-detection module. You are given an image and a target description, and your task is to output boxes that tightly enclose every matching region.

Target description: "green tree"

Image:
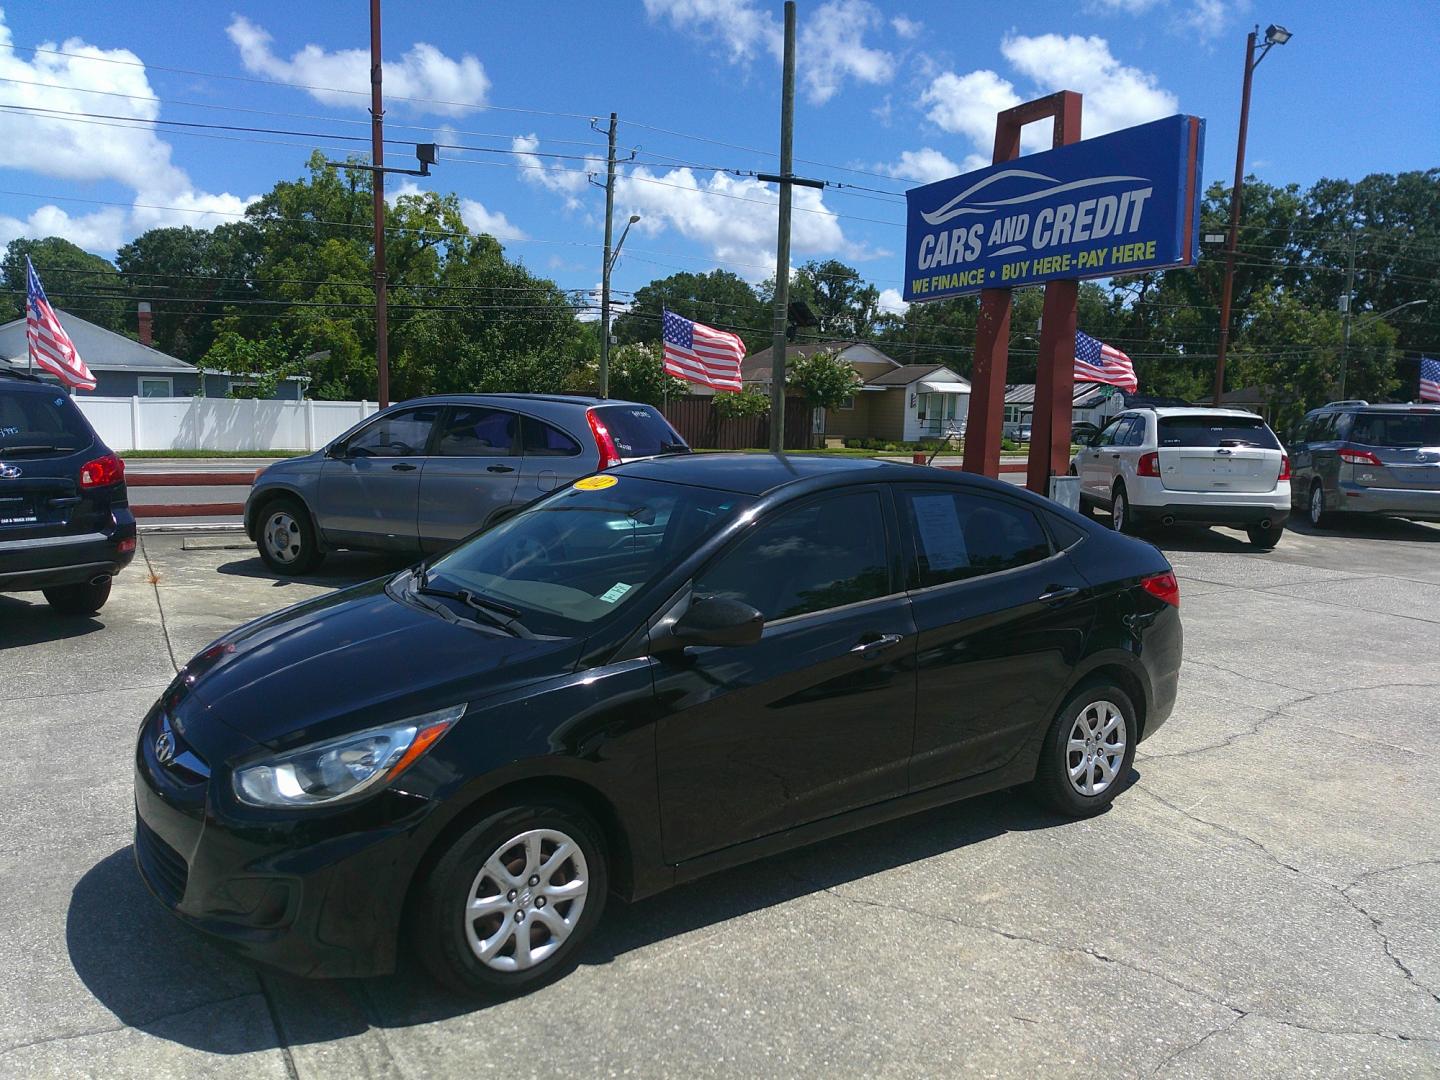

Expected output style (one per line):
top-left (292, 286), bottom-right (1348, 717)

top-left (787, 348), bottom-right (859, 408)
top-left (613, 269), bottom-right (767, 353)
top-left (1, 237), bottom-right (127, 333)
top-left (787, 259), bottom-right (880, 339)
top-left (565, 342), bottom-right (686, 404)
top-left (201, 330), bottom-right (306, 399)
top-left (712, 387), bottom-right (770, 419)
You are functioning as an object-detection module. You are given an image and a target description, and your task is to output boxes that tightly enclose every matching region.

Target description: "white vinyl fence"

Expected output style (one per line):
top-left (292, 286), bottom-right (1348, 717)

top-left (75, 397), bottom-right (381, 452)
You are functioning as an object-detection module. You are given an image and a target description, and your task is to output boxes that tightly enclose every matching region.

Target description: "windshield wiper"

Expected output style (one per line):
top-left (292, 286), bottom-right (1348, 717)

top-left (1, 443), bottom-right (76, 455)
top-left (413, 581), bottom-right (533, 638)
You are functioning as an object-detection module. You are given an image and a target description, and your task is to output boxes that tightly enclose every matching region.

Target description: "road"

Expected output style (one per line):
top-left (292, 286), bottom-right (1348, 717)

top-left (1, 517), bottom-right (1437, 1077)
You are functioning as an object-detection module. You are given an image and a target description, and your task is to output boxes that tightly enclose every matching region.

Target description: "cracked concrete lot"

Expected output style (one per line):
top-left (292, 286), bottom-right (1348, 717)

top-left (1, 515), bottom-right (1438, 1078)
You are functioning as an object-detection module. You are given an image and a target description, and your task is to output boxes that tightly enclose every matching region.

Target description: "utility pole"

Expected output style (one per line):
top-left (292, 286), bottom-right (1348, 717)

top-left (599, 113), bottom-right (618, 399)
top-left (767, 1), bottom-right (797, 453)
top-left (1212, 24), bottom-right (1292, 407)
top-left (1338, 231), bottom-right (1357, 399)
top-left (369, 0), bottom-right (390, 409)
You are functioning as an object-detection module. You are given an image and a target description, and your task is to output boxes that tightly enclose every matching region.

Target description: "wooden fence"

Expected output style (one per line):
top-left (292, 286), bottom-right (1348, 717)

top-left (662, 395), bottom-right (812, 450)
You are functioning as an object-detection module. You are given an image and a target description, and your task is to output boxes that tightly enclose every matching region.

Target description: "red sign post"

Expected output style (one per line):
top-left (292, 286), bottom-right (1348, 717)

top-left (960, 92), bottom-right (1082, 493)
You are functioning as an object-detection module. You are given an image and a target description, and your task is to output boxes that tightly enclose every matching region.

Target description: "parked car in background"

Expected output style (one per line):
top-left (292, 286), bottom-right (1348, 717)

top-left (1288, 401), bottom-right (1440, 527)
top-left (1070, 407), bottom-right (1291, 548)
top-left (137, 453), bottom-right (1181, 994)
top-left (1070, 421), bottom-right (1100, 445)
top-left (0, 369), bottom-right (135, 613)
top-left (244, 394), bottom-right (689, 573)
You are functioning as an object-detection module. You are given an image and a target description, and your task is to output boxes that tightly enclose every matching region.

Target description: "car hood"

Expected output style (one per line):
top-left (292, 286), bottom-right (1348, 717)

top-left (178, 575), bottom-right (583, 749)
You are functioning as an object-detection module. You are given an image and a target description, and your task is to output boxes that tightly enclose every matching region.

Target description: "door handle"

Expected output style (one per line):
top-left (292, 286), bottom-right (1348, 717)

top-left (851, 633), bottom-right (903, 654)
top-left (486, 465), bottom-right (515, 473)
top-left (1109, 453), bottom-right (1120, 459)
top-left (390, 462), bottom-right (417, 472)
top-left (1037, 585), bottom-right (1080, 604)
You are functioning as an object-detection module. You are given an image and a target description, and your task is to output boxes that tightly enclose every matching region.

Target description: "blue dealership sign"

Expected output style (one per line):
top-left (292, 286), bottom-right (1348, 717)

top-left (903, 114), bottom-right (1205, 302)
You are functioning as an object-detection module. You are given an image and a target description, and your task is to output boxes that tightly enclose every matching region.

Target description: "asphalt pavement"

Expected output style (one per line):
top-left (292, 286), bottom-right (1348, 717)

top-left (1, 515), bottom-right (1438, 1077)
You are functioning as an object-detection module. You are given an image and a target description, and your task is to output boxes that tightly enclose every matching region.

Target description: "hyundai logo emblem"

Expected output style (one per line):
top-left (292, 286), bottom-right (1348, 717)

top-left (155, 731), bottom-right (176, 766)
top-left (0, 463), bottom-right (21, 479)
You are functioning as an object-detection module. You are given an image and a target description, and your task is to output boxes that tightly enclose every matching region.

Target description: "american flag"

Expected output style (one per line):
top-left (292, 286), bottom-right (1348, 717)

top-left (1420, 357), bottom-right (1440, 403)
top-left (1074, 329), bottom-right (1137, 394)
top-left (25, 257), bottom-right (95, 391)
top-left (661, 309), bottom-right (744, 391)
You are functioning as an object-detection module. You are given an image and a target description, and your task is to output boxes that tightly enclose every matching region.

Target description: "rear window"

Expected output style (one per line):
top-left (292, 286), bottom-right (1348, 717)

top-left (1158, 415), bottom-right (1280, 450)
top-left (0, 387), bottom-right (93, 453)
top-left (591, 405), bottom-right (687, 458)
top-left (1349, 412), bottom-right (1440, 448)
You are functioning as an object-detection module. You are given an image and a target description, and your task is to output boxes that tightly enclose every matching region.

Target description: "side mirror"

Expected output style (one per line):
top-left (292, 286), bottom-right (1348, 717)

top-left (670, 596), bottom-right (764, 649)
top-left (325, 443), bottom-right (348, 459)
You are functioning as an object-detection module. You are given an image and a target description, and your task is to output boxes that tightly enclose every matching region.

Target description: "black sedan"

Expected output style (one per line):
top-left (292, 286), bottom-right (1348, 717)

top-left (134, 454), bottom-right (1181, 994)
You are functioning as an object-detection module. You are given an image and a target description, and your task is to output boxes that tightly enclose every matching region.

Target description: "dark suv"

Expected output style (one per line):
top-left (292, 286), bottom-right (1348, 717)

top-left (1289, 401), bottom-right (1440, 527)
top-left (0, 370), bottom-right (135, 613)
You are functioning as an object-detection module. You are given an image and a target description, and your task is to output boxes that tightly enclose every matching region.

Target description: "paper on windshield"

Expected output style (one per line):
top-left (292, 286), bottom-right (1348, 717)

top-left (598, 582), bottom-right (632, 603)
top-left (911, 494), bottom-right (969, 572)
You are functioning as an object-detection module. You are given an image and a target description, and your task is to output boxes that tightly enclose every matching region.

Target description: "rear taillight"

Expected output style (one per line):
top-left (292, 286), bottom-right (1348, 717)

top-left (79, 453), bottom-right (124, 488)
top-left (1137, 451), bottom-right (1160, 477)
top-left (1278, 454), bottom-right (1291, 481)
top-left (586, 409), bottom-right (622, 469)
top-left (1339, 448), bottom-right (1381, 466)
top-left (118, 537), bottom-right (136, 554)
top-left (1140, 571), bottom-right (1180, 608)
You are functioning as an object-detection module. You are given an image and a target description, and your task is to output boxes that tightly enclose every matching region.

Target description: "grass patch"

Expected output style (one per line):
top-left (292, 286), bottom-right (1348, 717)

top-left (120, 449), bottom-right (307, 459)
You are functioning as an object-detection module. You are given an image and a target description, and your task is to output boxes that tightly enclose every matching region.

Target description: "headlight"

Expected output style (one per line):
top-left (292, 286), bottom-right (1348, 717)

top-left (232, 704), bottom-right (465, 809)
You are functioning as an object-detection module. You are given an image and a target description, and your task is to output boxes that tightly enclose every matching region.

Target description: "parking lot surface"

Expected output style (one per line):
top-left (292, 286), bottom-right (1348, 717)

top-left (2, 517), bottom-right (1438, 1078)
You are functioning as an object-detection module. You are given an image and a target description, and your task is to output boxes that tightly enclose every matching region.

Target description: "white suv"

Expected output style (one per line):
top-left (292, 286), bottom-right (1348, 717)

top-left (1070, 407), bottom-right (1291, 547)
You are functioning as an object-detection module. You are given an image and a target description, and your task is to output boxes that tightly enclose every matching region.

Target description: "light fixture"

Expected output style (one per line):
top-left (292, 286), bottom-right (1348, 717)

top-left (628, 214), bottom-right (641, 224)
top-left (1265, 24), bottom-right (1292, 45)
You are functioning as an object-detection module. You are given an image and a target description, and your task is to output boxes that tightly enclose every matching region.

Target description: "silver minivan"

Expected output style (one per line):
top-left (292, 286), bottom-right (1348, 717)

top-left (1289, 402), bottom-right (1440, 527)
top-left (244, 394), bottom-right (688, 574)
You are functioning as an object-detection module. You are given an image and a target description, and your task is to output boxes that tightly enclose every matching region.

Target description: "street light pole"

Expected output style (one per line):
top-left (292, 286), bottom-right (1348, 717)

top-left (599, 113), bottom-right (618, 399)
top-left (369, 0), bottom-right (389, 409)
top-left (1212, 24), bottom-right (1291, 407)
top-left (768, 1), bottom-right (797, 453)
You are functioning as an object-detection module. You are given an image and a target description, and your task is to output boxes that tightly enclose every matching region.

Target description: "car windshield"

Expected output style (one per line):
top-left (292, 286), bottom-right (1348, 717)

top-left (419, 475), bottom-right (751, 636)
top-left (1349, 412), bottom-right (1440, 448)
top-left (1158, 415), bottom-right (1280, 450)
top-left (591, 404), bottom-right (687, 457)
top-left (0, 388), bottom-right (92, 452)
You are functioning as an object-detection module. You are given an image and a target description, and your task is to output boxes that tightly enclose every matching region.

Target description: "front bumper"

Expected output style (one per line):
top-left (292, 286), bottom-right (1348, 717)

top-left (1336, 483), bottom-right (1440, 522)
top-left (0, 512), bottom-right (136, 591)
top-left (132, 701), bottom-right (434, 979)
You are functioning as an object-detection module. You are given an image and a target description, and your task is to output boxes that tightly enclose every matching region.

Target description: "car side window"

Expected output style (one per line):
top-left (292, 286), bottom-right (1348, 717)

top-left (343, 407), bottom-right (439, 457)
top-left (902, 489), bottom-right (1052, 588)
top-left (693, 490), bottom-right (891, 622)
top-left (1096, 418), bottom-right (1125, 447)
top-left (435, 406), bottom-right (516, 457)
top-left (1122, 416), bottom-right (1148, 446)
top-left (520, 415), bottom-right (582, 457)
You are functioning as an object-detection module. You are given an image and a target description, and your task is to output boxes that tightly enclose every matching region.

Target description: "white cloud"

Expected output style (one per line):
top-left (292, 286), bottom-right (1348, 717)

top-left (798, 1), bottom-right (895, 104)
top-left (877, 288), bottom-right (909, 316)
top-left (920, 69), bottom-right (1026, 148)
top-left (459, 199), bottom-right (527, 241)
top-left (226, 15), bottom-right (489, 115)
top-left (615, 166), bottom-right (870, 277)
top-left (0, 12), bottom-right (254, 253)
top-left (643, 0), bottom-right (893, 104)
top-left (1000, 34), bottom-right (1178, 136)
top-left (641, 0), bottom-right (782, 64)
top-left (891, 15), bottom-right (923, 39)
top-left (1181, 0), bottom-right (1236, 40)
top-left (881, 147), bottom-right (961, 184)
top-left (1084, 0), bottom-right (1162, 12)
top-left (511, 134), bottom-right (596, 210)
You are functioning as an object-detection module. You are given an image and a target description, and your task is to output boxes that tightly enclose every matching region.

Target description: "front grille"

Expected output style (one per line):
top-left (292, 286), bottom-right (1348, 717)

top-left (135, 816), bottom-right (189, 906)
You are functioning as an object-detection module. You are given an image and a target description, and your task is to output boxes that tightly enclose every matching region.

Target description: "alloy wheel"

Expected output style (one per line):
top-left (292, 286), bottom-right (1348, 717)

top-left (264, 511), bottom-right (302, 564)
top-left (1310, 485), bottom-right (1324, 526)
top-left (1112, 491), bottom-right (1127, 532)
top-left (464, 828), bottom-right (589, 972)
top-left (1066, 700), bottom-right (1127, 797)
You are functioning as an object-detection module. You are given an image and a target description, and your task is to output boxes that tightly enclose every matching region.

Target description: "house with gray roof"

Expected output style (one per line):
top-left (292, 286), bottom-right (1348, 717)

top-left (0, 308), bottom-right (304, 399)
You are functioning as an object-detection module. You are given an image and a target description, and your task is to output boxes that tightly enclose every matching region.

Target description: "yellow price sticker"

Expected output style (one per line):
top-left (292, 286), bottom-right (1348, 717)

top-left (573, 474), bottom-right (619, 491)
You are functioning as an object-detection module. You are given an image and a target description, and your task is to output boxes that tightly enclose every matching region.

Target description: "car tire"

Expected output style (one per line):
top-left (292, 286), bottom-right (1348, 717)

top-left (1029, 679), bottom-right (1138, 818)
top-left (1246, 523), bottom-right (1285, 549)
top-left (257, 497), bottom-right (324, 575)
top-left (1111, 483), bottom-right (1139, 535)
top-left (42, 579), bottom-right (112, 615)
top-left (1307, 481), bottom-right (1334, 529)
top-left (413, 801), bottom-right (608, 996)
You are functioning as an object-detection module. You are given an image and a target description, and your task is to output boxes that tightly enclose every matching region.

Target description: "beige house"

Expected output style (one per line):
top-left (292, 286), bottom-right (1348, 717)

top-left (742, 341), bottom-right (970, 444)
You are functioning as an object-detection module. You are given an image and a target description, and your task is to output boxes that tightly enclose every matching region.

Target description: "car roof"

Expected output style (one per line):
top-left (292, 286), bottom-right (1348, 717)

top-left (1311, 402), bottom-right (1440, 413)
top-left (396, 392), bottom-right (639, 409)
top-left (1122, 406), bottom-right (1265, 420)
top-left (612, 451), bottom-right (1031, 499)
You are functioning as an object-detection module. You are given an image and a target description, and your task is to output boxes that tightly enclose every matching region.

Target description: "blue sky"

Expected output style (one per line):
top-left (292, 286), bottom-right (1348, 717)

top-left (1, 0), bottom-right (1435, 313)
